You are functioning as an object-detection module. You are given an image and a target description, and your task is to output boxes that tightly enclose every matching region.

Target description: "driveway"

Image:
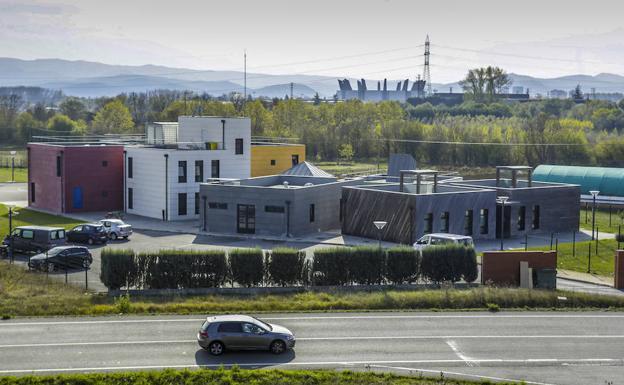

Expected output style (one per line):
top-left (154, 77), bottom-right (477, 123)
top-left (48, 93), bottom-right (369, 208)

top-left (0, 182), bottom-right (27, 206)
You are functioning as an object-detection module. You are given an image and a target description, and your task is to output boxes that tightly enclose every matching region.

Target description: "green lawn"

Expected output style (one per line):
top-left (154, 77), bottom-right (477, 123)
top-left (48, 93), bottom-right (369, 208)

top-left (579, 207), bottom-right (624, 234)
top-left (0, 168), bottom-right (27, 183)
top-left (0, 204), bottom-right (83, 236)
top-left (531, 238), bottom-right (620, 276)
top-left (317, 161), bottom-right (386, 176)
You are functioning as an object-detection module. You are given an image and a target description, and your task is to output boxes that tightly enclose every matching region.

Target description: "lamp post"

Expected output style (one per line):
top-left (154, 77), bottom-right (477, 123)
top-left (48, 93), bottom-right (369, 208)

top-left (497, 196), bottom-right (509, 251)
top-left (590, 190), bottom-right (599, 240)
top-left (373, 221), bottom-right (387, 250)
top-left (9, 150), bottom-right (16, 183)
top-left (6, 204), bottom-right (17, 264)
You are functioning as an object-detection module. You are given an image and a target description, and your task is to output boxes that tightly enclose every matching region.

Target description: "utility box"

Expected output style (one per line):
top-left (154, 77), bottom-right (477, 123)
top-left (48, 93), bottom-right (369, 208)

top-left (535, 268), bottom-right (557, 290)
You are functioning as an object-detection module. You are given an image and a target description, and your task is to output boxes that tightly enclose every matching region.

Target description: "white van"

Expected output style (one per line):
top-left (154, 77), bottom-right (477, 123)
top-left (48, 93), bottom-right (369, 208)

top-left (413, 233), bottom-right (474, 250)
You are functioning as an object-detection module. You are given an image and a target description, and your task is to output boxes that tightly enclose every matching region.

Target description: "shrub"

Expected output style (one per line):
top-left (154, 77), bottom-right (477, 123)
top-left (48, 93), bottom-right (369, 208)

top-left (386, 247), bottom-right (420, 284)
top-left (616, 233), bottom-right (624, 243)
top-left (350, 246), bottom-right (385, 285)
top-left (312, 247), bottom-right (352, 285)
top-left (462, 247), bottom-right (479, 283)
top-left (100, 249), bottom-right (137, 290)
top-left (267, 248), bottom-right (305, 286)
top-left (229, 248), bottom-right (264, 287)
top-left (421, 244), bottom-right (477, 284)
top-left (114, 293), bottom-right (131, 313)
top-left (486, 302), bottom-right (500, 312)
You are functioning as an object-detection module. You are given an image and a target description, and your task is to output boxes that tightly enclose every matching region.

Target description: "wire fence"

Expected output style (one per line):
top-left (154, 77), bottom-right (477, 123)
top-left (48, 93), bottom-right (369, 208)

top-left (0, 157), bottom-right (26, 168)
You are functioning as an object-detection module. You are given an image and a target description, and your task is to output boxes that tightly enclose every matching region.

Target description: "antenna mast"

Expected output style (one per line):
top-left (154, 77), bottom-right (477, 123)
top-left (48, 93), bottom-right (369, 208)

top-left (243, 50), bottom-right (247, 101)
top-left (423, 35), bottom-right (432, 96)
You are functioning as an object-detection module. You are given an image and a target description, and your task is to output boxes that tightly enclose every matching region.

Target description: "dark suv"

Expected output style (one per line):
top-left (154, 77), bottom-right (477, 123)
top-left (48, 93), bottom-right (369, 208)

top-left (67, 224), bottom-right (108, 245)
top-left (28, 246), bottom-right (92, 272)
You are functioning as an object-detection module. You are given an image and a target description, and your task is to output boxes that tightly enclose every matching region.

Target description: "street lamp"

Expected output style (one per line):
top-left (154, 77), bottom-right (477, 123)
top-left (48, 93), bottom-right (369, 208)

top-left (590, 190), bottom-right (599, 241)
top-left (9, 151), bottom-right (16, 183)
top-left (373, 221), bottom-right (387, 249)
top-left (497, 196), bottom-right (509, 251)
top-left (6, 204), bottom-right (18, 264)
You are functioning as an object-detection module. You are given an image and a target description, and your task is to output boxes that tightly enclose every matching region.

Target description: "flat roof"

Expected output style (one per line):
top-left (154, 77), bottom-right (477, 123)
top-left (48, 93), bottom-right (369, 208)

top-left (496, 166), bottom-right (533, 170)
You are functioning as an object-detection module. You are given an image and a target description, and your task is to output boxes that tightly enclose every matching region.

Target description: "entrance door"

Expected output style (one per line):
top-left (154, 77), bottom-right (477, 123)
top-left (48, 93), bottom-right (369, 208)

top-left (291, 154), bottom-right (299, 167)
top-left (495, 205), bottom-right (511, 239)
top-left (72, 187), bottom-right (83, 209)
top-left (237, 204), bottom-right (256, 234)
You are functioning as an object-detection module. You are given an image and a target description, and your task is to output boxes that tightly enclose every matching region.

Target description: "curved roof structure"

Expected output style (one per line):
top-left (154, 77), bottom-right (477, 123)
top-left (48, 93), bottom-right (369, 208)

top-left (281, 161), bottom-right (334, 178)
top-left (533, 165), bottom-right (624, 197)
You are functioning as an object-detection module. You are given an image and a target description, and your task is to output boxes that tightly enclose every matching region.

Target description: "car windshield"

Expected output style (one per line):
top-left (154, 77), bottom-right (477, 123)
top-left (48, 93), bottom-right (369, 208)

top-left (253, 317), bottom-right (272, 331)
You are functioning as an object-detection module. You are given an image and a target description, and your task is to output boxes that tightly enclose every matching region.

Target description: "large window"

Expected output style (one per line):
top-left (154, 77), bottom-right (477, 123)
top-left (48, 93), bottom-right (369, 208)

top-left (237, 204), bottom-right (255, 234)
top-left (265, 205), bottom-right (285, 213)
top-left (56, 156), bottom-right (61, 177)
top-left (479, 209), bottom-right (489, 234)
top-left (127, 157), bottom-right (133, 178)
top-left (208, 202), bottom-right (228, 209)
top-left (464, 210), bottom-right (473, 236)
top-left (195, 160), bottom-right (204, 182)
top-left (424, 213), bottom-right (433, 234)
top-left (235, 138), bottom-right (244, 155)
top-left (532, 205), bottom-right (540, 230)
top-left (195, 192), bottom-right (200, 215)
top-left (178, 161), bottom-right (187, 183)
top-left (127, 188), bottom-right (133, 209)
top-left (440, 212), bottom-right (449, 233)
top-left (178, 193), bottom-right (187, 216)
top-left (211, 160), bottom-right (220, 179)
top-left (518, 206), bottom-right (526, 231)
top-left (309, 204), bottom-right (315, 223)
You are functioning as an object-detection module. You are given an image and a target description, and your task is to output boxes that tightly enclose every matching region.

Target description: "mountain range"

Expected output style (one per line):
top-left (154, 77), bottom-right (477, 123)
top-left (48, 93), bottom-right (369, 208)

top-left (1, 57), bottom-right (624, 99)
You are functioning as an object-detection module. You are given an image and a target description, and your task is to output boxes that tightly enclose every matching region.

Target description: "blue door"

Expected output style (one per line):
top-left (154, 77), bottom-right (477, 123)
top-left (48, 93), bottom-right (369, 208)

top-left (72, 187), bottom-right (83, 209)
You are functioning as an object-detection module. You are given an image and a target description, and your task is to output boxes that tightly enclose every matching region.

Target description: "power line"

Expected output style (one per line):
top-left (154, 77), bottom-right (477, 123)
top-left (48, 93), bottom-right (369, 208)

top-left (372, 138), bottom-right (587, 147)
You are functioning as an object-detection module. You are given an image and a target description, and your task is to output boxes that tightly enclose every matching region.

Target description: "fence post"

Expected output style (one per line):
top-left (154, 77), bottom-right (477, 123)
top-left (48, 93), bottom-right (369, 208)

top-left (85, 268), bottom-right (88, 291)
top-left (572, 231), bottom-right (576, 258)
top-left (609, 205), bottom-right (612, 227)
top-left (585, 202), bottom-right (589, 223)
top-left (619, 225), bottom-right (622, 250)
top-left (550, 233), bottom-right (554, 250)
top-left (596, 227), bottom-right (599, 255)
top-left (555, 238), bottom-right (559, 253)
top-left (65, 268), bottom-right (68, 285)
top-left (587, 242), bottom-right (592, 273)
top-left (525, 234), bottom-right (528, 251)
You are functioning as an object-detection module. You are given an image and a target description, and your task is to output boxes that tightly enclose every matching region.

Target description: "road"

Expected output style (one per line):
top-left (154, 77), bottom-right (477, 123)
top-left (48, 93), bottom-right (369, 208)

top-left (1, 312), bottom-right (623, 384)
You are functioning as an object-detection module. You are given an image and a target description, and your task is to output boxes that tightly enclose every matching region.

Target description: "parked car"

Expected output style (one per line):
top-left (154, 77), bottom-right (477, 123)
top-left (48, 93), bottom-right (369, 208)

top-left (99, 219), bottom-right (132, 240)
top-left (28, 246), bottom-right (92, 272)
top-left (413, 233), bottom-right (474, 250)
top-left (2, 226), bottom-right (67, 253)
top-left (197, 315), bottom-right (295, 356)
top-left (66, 224), bottom-right (108, 245)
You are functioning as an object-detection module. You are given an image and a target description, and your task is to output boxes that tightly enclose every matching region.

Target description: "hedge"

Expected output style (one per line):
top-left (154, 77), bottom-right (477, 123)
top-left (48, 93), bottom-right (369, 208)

top-left (421, 244), bottom-right (478, 284)
top-left (99, 249), bottom-right (136, 291)
top-left (312, 247), bottom-right (352, 285)
top-left (386, 247), bottom-right (420, 284)
top-left (267, 248), bottom-right (306, 286)
top-left (229, 248), bottom-right (264, 287)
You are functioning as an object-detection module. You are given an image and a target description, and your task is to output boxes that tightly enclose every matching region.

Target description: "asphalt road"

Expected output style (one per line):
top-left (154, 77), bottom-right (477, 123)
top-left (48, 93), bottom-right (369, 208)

top-left (0, 311), bottom-right (623, 384)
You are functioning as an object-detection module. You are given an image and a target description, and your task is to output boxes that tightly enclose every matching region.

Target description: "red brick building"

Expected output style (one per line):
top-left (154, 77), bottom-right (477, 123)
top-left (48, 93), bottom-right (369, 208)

top-left (27, 143), bottom-right (124, 213)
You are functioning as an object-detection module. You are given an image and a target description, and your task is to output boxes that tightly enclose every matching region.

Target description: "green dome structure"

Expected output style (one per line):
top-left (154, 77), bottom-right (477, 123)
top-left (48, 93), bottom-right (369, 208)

top-left (533, 165), bottom-right (624, 197)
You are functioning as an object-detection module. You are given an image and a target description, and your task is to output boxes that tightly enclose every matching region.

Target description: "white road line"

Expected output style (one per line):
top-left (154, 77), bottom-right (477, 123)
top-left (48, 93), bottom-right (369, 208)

top-left (446, 340), bottom-right (478, 367)
top-left (1, 335), bottom-right (624, 348)
top-left (3, 314), bottom-right (624, 326)
top-left (1, 358), bottom-right (623, 374)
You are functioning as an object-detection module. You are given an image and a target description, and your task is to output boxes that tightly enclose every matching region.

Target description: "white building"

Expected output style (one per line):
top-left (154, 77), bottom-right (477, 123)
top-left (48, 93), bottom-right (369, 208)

top-left (125, 116), bottom-right (251, 221)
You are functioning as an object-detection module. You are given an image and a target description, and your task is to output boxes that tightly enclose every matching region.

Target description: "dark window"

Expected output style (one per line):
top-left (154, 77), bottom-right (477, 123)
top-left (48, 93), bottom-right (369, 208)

top-left (265, 205), bottom-right (285, 213)
top-left (128, 188), bottom-right (133, 209)
top-left (211, 160), bottom-right (220, 179)
top-left (178, 161), bottom-right (187, 183)
top-left (127, 157), bottom-right (133, 178)
top-left (195, 192), bottom-right (200, 215)
top-left (479, 209), bottom-right (489, 234)
top-left (218, 322), bottom-right (243, 333)
top-left (440, 212), bottom-right (449, 233)
top-left (518, 206), bottom-right (526, 231)
top-left (270, 159), bottom-right (276, 166)
top-left (424, 213), bottom-right (433, 234)
top-left (532, 205), bottom-right (540, 230)
top-left (56, 156), bottom-right (61, 177)
top-left (292, 154), bottom-right (299, 166)
top-left (464, 210), bottom-right (473, 236)
top-left (178, 193), bottom-right (187, 216)
top-left (21, 230), bottom-right (34, 239)
top-left (309, 204), bottom-right (315, 223)
top-left (208, 202), bottom-right (228, 210)
top-left (235, 138), bottom-right (244, 155)
top-left (237, 204), bottom-right (255, 234)
top-left (102, 160), bottom-right (108, 167)
top-left (195, 160), bottom-right (203, 182)
top-left (30, 182), bottom-right (36, 203)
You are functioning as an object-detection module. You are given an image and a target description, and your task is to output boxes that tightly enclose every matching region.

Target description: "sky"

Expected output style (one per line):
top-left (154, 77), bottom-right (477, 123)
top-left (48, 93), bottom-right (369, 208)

top-left (1, 0), bottom-right (624, 83)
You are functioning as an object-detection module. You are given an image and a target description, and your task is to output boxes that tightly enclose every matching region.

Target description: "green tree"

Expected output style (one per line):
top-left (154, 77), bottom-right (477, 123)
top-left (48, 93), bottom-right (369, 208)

top-left (15, 112), bottom-right (42, 142)
top-left (59, 97), bottom-right (87, 121)
top-left (338, 143), bottom-right (354, 164)
top-left (47, 114), bottom-right (86, 133)
top-left (313, 92), bottom-right (321, 105)
top-left (572, 84), bottom-right (583, 100)
top-left (92, 100), bottom-right (135, 134)
top-left (460, 66), bottom-right (511, 102)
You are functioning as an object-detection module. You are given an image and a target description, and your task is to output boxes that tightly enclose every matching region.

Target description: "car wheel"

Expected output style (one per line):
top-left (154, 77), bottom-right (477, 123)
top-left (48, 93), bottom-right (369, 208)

top-left (111, 233), bottom-right (118, 240)
top-left (87, 238), bottom-right (94, 245)
top-left (270, 340), bottom-right (286, 355)
top-left (208, 341), bottom-right (224, 356)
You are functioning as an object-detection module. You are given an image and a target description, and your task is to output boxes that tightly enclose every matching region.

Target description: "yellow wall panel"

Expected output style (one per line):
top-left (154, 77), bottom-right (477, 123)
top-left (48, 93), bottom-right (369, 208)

top-left (251, 145), bottom-right (306, 177)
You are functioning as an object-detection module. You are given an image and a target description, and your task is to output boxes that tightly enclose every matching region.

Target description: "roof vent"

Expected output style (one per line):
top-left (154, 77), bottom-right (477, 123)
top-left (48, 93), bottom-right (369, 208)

top-left (283, 181), bottom-right (289, 188)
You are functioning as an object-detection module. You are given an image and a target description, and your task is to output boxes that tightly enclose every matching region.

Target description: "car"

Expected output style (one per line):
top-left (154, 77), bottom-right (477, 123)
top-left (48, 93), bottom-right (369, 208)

top-left (2, 226), bottom-right (67, 254)
top-left (28, 246), bottom-right (92, 272)
top-left (99, 219), bottom-right (133, 240)
top-left (66, 224), bottom-right (108, 245)
top-left (413, 233), bottom-right (474, 250)
top-left (197, 315), bottom-right (295, 356)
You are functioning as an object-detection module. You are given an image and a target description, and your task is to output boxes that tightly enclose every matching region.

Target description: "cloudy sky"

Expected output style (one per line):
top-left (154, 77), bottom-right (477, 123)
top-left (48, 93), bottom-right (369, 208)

top-left (1, 0), bottom-right (624, 82)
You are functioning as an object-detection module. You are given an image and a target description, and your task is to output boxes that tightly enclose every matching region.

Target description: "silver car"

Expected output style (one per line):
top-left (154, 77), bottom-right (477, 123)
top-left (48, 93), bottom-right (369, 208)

top-left (99, 219), bottom-right (132, 240)
top-left (197, 315), bottom-right (295, 356)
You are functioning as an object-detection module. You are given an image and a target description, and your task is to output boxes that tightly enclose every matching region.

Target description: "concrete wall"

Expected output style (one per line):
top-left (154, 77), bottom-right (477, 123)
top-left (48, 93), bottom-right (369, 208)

top-left (251, 144), bottom-right (306, 177)
top-left (177, 116), bottom-right (251, 151)
top-left (481, 251), bottom-right (557, 286)
top-left (28, 144), bottom-right (62, 213)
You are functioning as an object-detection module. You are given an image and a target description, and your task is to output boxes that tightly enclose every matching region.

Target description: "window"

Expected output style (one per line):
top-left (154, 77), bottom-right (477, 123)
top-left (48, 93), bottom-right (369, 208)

top-left (424, 213), bottom-right (433, 234)
top-left (532, 205), bottom-right (540, 230)
top-left (217, 323), bottom-right (242, 333)
top-left (242, 323), bottom-right (264, 334)
top-left (265, 205), bottom-right (285, 213)
top-left (178, 161), bottom-right (187, 183)
top-left (211, 160), bottom-right (220, 179)
top-left (50, 230), bottom-right (65, 240)
top-left (127, 157), bottom-right (133, 178)
top-left (21, 230), bottom-right (34, 239)
top-left (56, 156), bottom-right (61, 177)
top-left (127, 188), bottom-right (133, 209)
top-left (102, 160), bottom-right (108, 167)
top-left (195, 160), bottom-right (203, 182)
top-left (440, 212), bottom-right (449, 233)
top-left (30, 182), bottom-right (35, 203)
top-left (195, 192), bottom-right (200, 215)
top-left (518, 206), bottom-right (526, 231)
top-left (208, 202), bottom-right (228, 210)
top-left (309, 204), bottom-right (315, 223)
top-left (291, 154), bottom-right (299, 166)
top-left (479, 209), bottom-right (489, 234)
top-left (270, 159), bottom-right (276, 166)
top-left (235, 138), bottom-right (244, 155)
top-left (464, 210), bottom-right (473, 236)
top-left (178, 193), bottom-right (187, 216)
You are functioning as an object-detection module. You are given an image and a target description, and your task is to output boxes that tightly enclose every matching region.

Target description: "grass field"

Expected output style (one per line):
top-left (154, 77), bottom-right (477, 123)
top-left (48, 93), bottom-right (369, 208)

top-left (579, 207), bottom-right (624, 234)
top-left (0, 168), bottom-right (27, 183)
top-left (530, 238), bottom-right (620, 276)
top-left (0, 204), bottom-right (84, 235)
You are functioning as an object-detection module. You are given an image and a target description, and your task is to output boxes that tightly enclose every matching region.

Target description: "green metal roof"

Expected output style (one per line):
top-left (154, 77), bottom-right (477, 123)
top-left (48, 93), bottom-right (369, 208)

top-left (533, 165), bottom-right (624, 197)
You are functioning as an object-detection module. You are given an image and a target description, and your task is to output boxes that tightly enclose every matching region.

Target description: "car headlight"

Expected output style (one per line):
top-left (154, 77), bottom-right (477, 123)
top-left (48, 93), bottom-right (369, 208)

top-left (286, 335), bottom-right (295, 340)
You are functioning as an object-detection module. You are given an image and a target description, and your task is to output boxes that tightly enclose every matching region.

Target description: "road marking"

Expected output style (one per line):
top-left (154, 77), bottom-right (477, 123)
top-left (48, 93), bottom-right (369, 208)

top-left (4, 314), bottom-right (624, 326)
top-left (1, 335), bottom-right (624, 348)
top-left (0, 358), bottom-right (623, 374)
top-left (445, 340), bottom-right (478, 367)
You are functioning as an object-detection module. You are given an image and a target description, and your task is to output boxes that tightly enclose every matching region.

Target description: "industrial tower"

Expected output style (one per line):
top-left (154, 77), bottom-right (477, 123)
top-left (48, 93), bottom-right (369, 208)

top-left (423, 35), bottom-right (432, 96)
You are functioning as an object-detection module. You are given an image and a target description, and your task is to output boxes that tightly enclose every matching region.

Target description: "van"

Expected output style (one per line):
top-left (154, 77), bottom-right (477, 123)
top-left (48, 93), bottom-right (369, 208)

top-left (413, 233), bottom-right (474, 251)
top-left (2, 226), bottom-right (67, 253)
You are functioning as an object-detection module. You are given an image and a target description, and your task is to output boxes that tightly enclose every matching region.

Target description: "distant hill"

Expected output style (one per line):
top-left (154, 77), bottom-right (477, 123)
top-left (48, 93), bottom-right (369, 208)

top-left (252, 83), bottom-right (317, 98)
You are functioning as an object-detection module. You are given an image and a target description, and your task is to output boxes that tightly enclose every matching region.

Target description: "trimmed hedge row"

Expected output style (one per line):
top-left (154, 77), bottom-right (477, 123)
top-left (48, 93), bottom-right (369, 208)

top-left (100, 244), bottom-right (478, 290)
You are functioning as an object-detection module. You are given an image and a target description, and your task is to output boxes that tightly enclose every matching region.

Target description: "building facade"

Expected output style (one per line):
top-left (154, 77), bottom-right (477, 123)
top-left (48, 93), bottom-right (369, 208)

top-left (250, 143), bottom-right (306, 177)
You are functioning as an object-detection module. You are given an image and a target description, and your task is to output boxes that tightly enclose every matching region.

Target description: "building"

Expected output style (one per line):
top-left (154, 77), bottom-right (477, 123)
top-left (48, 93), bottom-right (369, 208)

top-left (336, 78), bottom-right (426, 103)
top-left (125, 116), bottom-right (251, 221)
top-left (199, 162), bottom-right (362, 236)
top-left (250, 142), bottom-right (306, 177)
top-left (27, 142), bottom-right (124, 214)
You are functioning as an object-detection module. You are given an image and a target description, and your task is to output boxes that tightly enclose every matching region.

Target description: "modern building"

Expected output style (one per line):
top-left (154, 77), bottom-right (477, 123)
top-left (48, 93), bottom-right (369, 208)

top-left (27, 142), bottom-right (124, 214)
top-left (336, 78), bottom-right (427, 103)
top-left (250, 142), bottom-right (306, 177)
